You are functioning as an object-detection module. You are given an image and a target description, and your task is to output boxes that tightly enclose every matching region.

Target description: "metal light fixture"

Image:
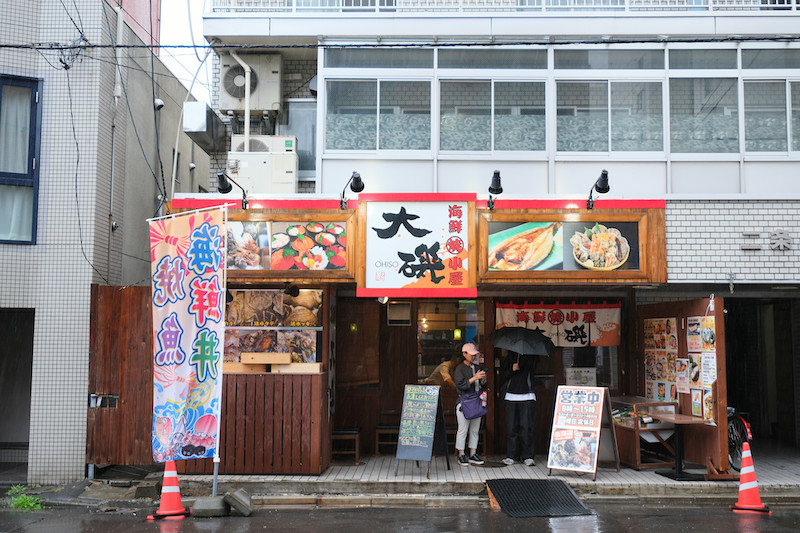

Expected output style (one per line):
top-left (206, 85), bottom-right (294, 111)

top-left (377, 296), bottom-right (389, 304)
top-left (488, 170), bottom-right (502, 210)
top-left (340, 171), bottom-right (365, 209)
top-left (217, 170), bottom-right (248, 210)
top-left (586, 169), bottom-right (610, 210)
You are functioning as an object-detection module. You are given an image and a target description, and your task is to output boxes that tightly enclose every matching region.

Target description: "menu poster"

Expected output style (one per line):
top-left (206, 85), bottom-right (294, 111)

top-left (689, 353), bottom-right (702, 388)
top-left (676, 358), bottom-right (690, 393)
top-left (687, 316), bottom-right (702, 352)
top-left (396, 385), bottom-right (441, 462)
top-left (691, 389), bottom-right (703, 417)
top-left (702, 352), bottom-right (718, 388)
top-left (701, 316), bottom-right (716, 352)
top-left (547, 386), bottom-right (605, 474)
top-left (703, 388), bottom-right (715, 424)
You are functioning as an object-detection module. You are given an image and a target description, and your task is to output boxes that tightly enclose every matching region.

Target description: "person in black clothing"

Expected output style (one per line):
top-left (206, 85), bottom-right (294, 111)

top-left (453, 342), bottom-right (486, 466)
top-left (499, 352), bottom-right (538, 466)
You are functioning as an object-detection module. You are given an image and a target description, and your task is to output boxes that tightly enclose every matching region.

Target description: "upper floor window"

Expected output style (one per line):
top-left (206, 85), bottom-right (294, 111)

top-left (324, 49), bottom-right (433, 68)
top-left (669, 78), bottom-right (738, 153)
top-left (555, 50), bottom-right (664, 69)
top-left (0, 75), bottom-right (41, 244)
top-left (439, 49), bottom-right (546, 69)
top-left (669, 49), bottom-right (737, 70)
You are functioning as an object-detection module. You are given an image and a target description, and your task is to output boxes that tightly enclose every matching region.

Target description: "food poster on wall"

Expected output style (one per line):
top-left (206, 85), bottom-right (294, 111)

top-left (687, 316), bottom-right (702, 352)
top-left (148, 207), bottom-right (226, 462)
top-left (363, 199), bottom-right (473, 297)
top-left (689, 353), bottom-right (703, 388)
top-left (676, 358), bottom-right (690, 393)
top-left (226, 220), bottom-right (347, 271)
top-left (642, 317), bottom-right (678, 402)
top-left (224, 289), bottom-right (322, 363)
top-left (691, 389), bottom-right (703, 417)
top-left (701, 316), bottom-right (716, 352)
top-left (496, 302), bottom-right (621, 347)
top-left (488, 221), bottom-right (639, 272)
top-left (703, 388), bottom-right (715, 424)
top-left (546, 386), bottom-right (604, 474)
top-left (702, 352), bottom-right (717, 388)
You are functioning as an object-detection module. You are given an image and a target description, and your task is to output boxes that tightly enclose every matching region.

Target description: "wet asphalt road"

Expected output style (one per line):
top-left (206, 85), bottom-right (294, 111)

top-left (1, 503), bottom-right (799, 532)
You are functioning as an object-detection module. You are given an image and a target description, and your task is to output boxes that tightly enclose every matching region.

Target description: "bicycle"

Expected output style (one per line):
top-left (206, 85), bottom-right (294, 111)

top-left (727, 406), bottom-right (752, 472)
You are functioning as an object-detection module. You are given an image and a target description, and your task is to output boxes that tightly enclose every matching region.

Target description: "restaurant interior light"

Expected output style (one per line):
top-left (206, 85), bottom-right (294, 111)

top-left (488, 170), bottom-right (502, 210)
top-left (217, 170), bottom-right (248, 210)
top-left (586, 169), bottom-right (609, 210)
top-left (340, 171), bottom-right (365, 209)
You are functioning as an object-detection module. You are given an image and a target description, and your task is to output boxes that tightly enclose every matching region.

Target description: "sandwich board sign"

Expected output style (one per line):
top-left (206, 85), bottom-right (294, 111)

top-left (394, 384), bottom-right (449, 478)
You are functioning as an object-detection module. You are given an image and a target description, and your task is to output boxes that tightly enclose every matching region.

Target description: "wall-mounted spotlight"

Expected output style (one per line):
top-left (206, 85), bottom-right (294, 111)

top-left (377, 296), bottom-right (389, 304)
top-left (217, 170), bottom-right (248, 210)
top-left (283, 283), bottom-right (300, 298)
top-left (488, 170), bottom-right (502, 210)
top-left (586, 169), bottom-right (609, 210)
top-left (340, 171), bottom-right (365, 209)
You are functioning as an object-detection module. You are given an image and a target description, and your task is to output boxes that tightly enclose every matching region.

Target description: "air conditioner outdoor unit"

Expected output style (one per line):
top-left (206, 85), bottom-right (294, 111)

top-left (231, 134), bottom-right (296, 153)
top-left (218, 54), bottom-right (282, 114)
top-left (225, 151), bottom-right (298, 195)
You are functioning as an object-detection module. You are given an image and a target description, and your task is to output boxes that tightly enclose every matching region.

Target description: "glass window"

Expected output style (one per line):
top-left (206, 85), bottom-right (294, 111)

top-left (440, 81), bottom-right (491, 151)
top-left (417, 300), bottom-right (484, 384)
top-left (325, 80), bottom-right (377, 150)
top-left (494, 82), bottom-right (546, 151)
top-left (742, 49), bottom-right (800, 69)
top-left (439, 50), bottom-right (547, 69)
top-left (744, 81), bottom-right (787, 152)
top-left (555, 50), bottom-right (663, 69)
top-left (611, 82), bottom-right (663, 152)
top-left (792, 82), bottom-right (800, 152)
top-left (557, 81), bottom-right (608, 152)
top-left (563, 346), bottom-right (618, 390)
top-left (278, 100), bottom-right (316, 175)
top-left (669, 78), bottom-right (738, 153)
top-left (379, 81), bottom-right (431, 150)
top-left (325, 48), bottom-right (433, 68)
top-left (0, 77), bottom-right (39, 244)
top-left (669, 49), bottom-right (737, 69)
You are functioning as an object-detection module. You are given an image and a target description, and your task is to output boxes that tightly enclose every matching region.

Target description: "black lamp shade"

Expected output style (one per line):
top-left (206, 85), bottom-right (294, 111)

top-left (595, 170), bottom-right (610, 194)
top-left (217, 171), bottom-right (233, 194)
top-left (350, 172), bottom-right (364, 193)
top-left (488, 170), bottom-right (503, 195)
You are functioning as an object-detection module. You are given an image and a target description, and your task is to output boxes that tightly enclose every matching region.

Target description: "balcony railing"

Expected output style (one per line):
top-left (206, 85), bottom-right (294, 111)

top-left (211, 0), bottom-right (798, 13)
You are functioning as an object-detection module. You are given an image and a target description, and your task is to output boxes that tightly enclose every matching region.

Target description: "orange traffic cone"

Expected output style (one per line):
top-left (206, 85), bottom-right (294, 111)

top-left (730, 441), bottom-right (771, 514)
top-left (147, 460), bottom-right (191, 520)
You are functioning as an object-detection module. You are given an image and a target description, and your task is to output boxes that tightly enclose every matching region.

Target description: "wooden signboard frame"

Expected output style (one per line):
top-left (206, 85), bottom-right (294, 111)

top-left (546, 386), bottom-right (620, 481)
top-left (394, 384), bottom-right (450, 478)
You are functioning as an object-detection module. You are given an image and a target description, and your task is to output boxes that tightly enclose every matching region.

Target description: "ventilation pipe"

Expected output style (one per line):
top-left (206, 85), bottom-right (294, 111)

top-left (229, 51), bottom-right (251, 152)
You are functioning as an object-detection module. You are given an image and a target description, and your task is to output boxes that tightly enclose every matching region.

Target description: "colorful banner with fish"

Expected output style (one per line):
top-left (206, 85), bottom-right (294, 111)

top-left (496, 302), bottom-right (621, 347)
top-left (149, 207), bottom-right (227, 462)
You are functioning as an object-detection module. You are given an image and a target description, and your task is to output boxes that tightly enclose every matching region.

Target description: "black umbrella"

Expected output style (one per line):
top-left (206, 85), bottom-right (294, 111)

top-left (488, 327), bottom-right (556, 357)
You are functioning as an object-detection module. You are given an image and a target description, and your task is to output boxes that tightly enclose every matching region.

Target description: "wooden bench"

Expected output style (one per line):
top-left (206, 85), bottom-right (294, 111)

top-left (331, 427), bottom-right (361, 464)
top-left (375, 425), bottom-right (400, 457)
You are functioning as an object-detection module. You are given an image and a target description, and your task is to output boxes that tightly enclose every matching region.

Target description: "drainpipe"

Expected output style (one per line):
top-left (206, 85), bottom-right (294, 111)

top-left (229, 51), bottom-right (250, 152)
top-left (107, 4), bottom-right (125, 280)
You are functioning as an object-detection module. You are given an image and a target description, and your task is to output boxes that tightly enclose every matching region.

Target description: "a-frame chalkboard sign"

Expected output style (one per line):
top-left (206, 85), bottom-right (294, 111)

top-left (394, 384), bottom-right (450, 478)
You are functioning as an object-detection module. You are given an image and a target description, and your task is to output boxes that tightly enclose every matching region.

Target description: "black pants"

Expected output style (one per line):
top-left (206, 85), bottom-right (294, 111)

top-left (504, 399), bottom-right (536, 460)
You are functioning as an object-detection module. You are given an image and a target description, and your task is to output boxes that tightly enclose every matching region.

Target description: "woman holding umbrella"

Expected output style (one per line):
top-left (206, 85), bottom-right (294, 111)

top-left (500, 352), bottom-right (538, 466)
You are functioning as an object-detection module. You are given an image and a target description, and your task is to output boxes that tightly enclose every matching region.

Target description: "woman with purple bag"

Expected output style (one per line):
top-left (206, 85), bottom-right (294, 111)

top-left (453, 342), bottom-right (487, 466)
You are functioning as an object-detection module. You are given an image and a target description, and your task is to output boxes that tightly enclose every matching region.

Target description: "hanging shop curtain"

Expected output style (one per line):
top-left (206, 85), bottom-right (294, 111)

top-left (496, 302), bottom-right (621, 347)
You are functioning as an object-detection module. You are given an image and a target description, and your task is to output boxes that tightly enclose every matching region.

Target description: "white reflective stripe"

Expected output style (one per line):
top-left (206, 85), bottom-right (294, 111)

top-left (163, 471), bottom-right (178, 479)
top-left (739, 481), bottom-right (759, 491)
top-left (161, 486), bottom-right (181, 493)
top-left (740, 465), bottom-right (755, 475)
top-left (742, 450), bottom-right (751, 458)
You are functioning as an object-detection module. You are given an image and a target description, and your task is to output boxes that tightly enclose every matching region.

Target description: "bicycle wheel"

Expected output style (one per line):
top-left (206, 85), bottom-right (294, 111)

top-left (728, 417), bottom-right (748, 472)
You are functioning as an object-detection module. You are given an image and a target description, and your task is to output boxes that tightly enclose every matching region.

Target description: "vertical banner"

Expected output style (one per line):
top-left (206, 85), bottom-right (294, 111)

top-left (149, 208), bottom-right (226, 462)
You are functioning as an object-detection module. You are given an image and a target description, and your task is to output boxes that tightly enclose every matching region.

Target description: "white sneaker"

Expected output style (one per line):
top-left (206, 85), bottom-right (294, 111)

top-left (524, 458), bottom-right (535, 466)
top-left (502, 457), bottom-right (514, 465)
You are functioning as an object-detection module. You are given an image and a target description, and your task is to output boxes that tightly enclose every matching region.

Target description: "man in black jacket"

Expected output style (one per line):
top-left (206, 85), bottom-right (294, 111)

top-left (499, 352), bottom-right (538, 466)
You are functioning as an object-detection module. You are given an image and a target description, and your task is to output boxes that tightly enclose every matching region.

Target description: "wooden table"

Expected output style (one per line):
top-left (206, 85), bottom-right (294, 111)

top-left (653, 413), bottom-right (711, 481)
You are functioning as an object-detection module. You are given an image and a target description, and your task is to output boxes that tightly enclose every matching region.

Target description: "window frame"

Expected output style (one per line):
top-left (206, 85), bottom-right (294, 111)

top-left (0, 74), bottom-right (42, 245)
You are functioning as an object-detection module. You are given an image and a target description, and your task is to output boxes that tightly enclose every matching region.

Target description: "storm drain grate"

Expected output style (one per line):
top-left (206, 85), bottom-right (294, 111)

top-left (486, 478), bottom-right (592, 518)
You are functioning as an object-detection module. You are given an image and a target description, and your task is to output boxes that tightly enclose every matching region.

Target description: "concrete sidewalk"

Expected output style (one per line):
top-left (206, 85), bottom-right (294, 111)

top-left (14, 448), bottom-right (798, 511)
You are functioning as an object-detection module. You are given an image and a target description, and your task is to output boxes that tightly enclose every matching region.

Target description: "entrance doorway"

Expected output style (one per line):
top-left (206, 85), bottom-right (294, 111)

top-left (0, 308), bottom-right (34, 482)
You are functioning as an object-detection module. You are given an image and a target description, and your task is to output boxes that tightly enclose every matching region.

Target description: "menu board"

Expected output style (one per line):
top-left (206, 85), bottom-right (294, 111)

top-left (546, 386), bottom-right (618, 479)
top-left (643, 317), bottom-right (679, 402)
top-left (396, 385), bottom-right (443, 462)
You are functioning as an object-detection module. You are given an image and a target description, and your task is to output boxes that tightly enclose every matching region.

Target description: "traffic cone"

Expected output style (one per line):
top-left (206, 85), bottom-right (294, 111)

top-left (147, 460), bottom-right (191, 520)
top-left (730, 441), bottom-right (771, 514)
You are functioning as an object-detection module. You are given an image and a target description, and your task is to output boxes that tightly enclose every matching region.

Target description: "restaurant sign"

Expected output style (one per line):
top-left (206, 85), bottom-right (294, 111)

top-left (358, 194), bottom-right (476, 298)
top-left (496, 302), bottom-right (621, 347)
